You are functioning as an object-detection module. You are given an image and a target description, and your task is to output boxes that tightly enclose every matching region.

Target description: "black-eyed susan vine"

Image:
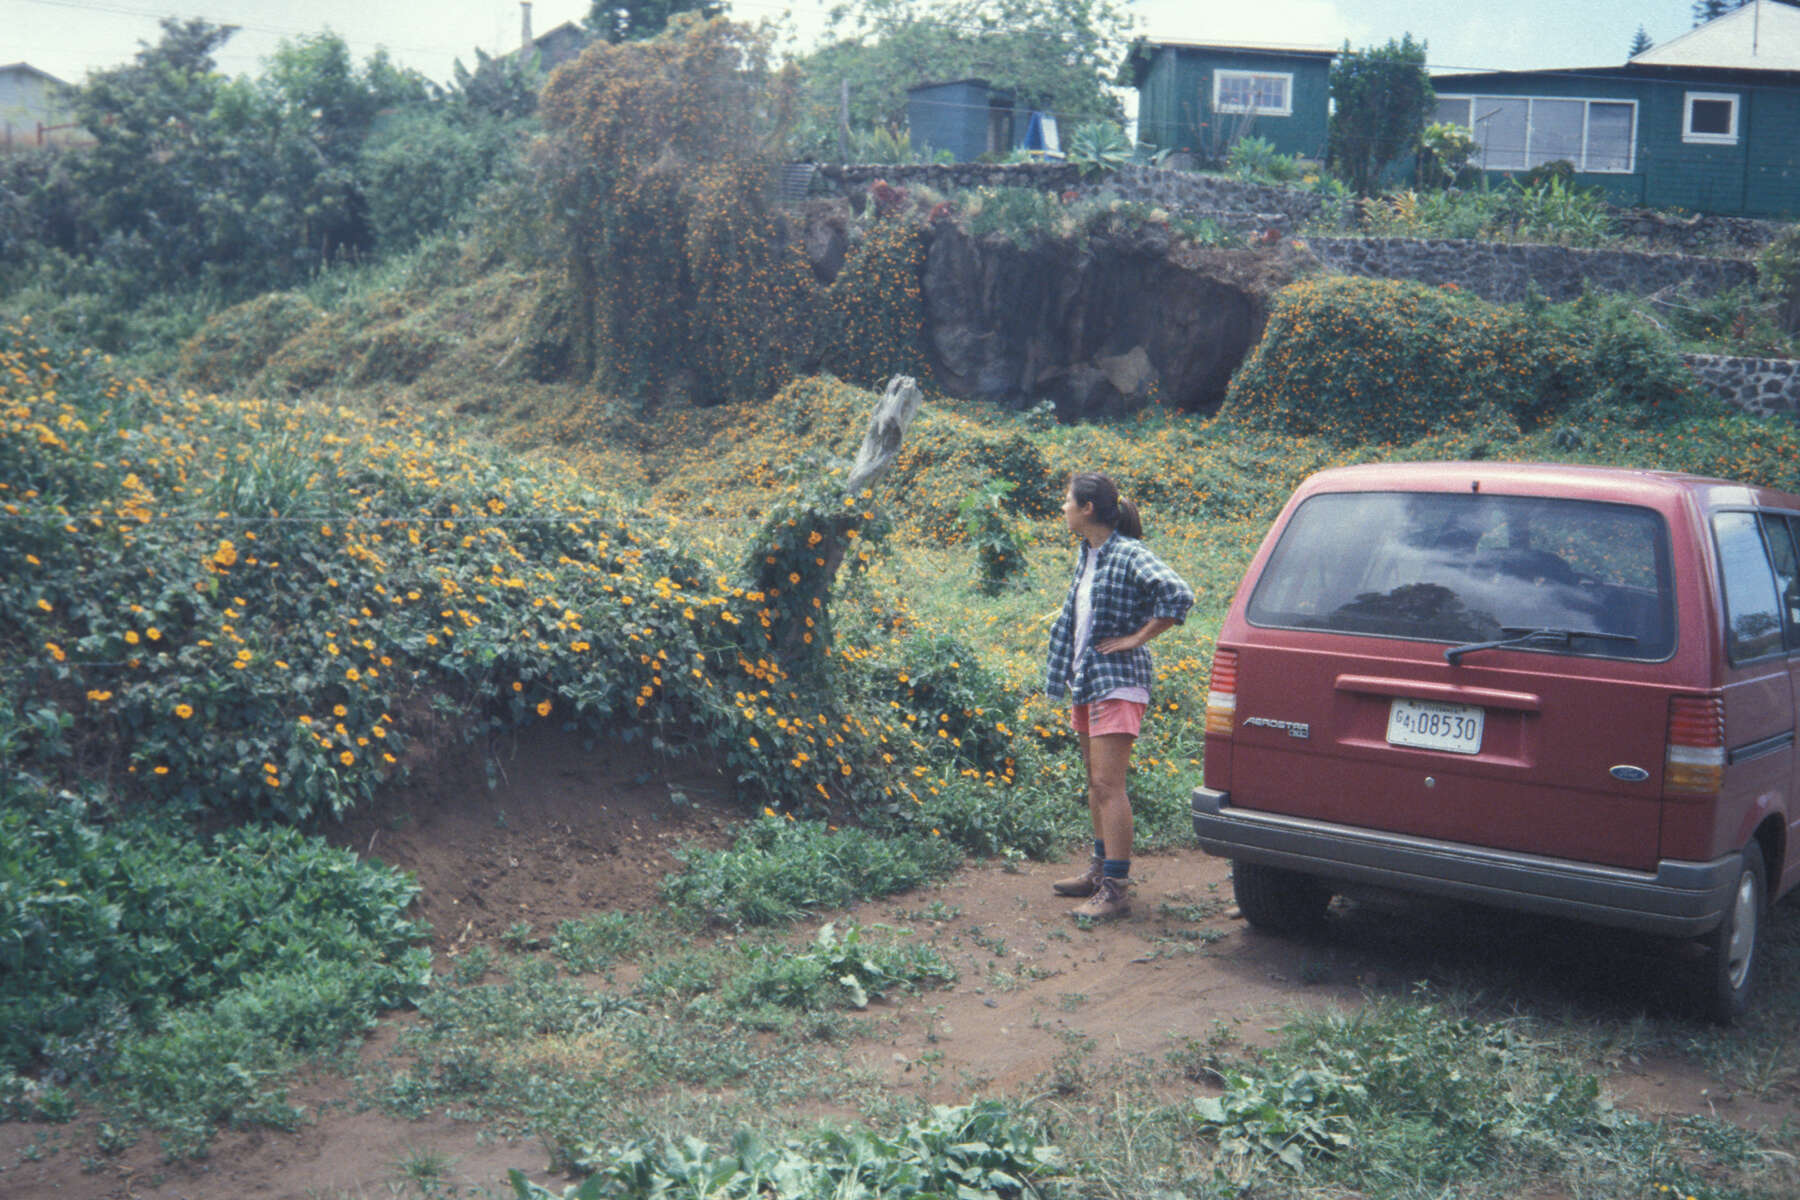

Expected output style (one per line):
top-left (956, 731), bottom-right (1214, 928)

top-left (537, 16), bottom-right (931, 406)
top-left (0, 320), bottom-right (1006, 827)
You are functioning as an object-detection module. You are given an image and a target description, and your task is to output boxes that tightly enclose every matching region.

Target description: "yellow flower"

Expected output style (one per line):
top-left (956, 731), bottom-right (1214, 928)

top-left (512, 681), bottom-right (523, 692)
top-left (175, 704), bottom-right (194, 720)
top-left (36, 598), bottom-right (51, 612)
top-left (536, 699), bottom-right (552, 717)
top-left (124, 630), bottom-right (140, 645)
top-left (339, 751), bottom-right (354, 766)
top-left (146, 627), bottom-right (162, 641)
top-left (153, 765), bottom-right (169, 776)
top-left (346, 667), bottom-right (360, 682)
top-left (86, 689), bottom-right (112, 702)
top-left (44, 642), bottom-right (65, 662)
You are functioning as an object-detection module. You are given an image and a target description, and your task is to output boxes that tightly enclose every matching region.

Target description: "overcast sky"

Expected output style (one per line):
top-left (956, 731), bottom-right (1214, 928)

top-left (4, 0), bottom-right (1710, 87)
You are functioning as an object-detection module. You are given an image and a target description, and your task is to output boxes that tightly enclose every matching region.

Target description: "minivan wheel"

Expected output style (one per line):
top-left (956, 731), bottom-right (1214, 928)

top-left (1231, 860), bottom-right (1332, 935)
top-left (1699, 849), bottom-right (1765, 1025)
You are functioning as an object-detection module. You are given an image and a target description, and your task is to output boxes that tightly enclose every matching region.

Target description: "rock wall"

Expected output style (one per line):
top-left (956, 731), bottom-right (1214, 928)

top-left (1299, 236), bottom-right (1757, 305)
top-left (918, 221), bottom-right (1296, 418)
top-left (1682, 354), bottom-right (1800, 420)
top-left (818, 163), bottom-right (1328, 233)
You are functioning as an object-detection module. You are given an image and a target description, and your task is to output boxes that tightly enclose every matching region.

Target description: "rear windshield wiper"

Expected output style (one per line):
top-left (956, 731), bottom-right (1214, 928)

top-left (1445, 626), bottom-right (1638, 665)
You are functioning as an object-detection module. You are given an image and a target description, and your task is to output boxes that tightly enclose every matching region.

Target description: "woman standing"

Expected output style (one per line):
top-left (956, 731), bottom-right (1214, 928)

top-left (1045, 472), bottom-right (1194, 919)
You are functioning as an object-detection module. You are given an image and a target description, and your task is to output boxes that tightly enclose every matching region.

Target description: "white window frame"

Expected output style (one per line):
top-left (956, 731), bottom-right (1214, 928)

top-left (1435, 93), bottom-right (1638, 175)
top-left (1213, 70), bottom-right (1293, 117)
top-left (1683, 91), bottom-right (1739, 145)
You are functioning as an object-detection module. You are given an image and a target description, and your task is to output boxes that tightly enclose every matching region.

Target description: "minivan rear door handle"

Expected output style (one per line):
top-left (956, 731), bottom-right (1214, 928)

top-left (1335, 674), bottom-right (1543, 713)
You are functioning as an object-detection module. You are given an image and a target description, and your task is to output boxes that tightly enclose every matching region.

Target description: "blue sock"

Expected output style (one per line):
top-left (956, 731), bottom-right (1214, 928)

top-left (1102, 858), bottom-right (1130, 880)
top-left (1092, 838), bottom-right (1106, 860)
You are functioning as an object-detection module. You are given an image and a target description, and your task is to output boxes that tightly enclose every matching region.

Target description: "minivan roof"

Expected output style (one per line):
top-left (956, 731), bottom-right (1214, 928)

top-left (1296, 461), bottom-right (1799, 513)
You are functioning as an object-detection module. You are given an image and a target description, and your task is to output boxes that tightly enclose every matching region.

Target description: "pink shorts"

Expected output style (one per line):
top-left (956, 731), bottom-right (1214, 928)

top-left (1069, 698), bottom-right (1147, 739)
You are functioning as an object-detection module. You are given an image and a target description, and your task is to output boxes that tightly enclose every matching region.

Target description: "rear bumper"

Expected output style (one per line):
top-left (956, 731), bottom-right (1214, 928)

top-left (1192, 787), bottom-right (1738, 938)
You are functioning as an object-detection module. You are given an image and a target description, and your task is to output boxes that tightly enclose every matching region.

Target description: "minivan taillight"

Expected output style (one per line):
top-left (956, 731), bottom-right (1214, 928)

top-left (1664, 695), bottom-right (1725, 797)
top-left (1206, 649), bottom-right (1238, 737)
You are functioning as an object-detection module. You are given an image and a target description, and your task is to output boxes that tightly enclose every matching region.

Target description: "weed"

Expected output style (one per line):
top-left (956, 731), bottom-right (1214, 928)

top-left (661, 815), bottom-right (959, 928)
top-left (551, 913), bottom-right (646, 974)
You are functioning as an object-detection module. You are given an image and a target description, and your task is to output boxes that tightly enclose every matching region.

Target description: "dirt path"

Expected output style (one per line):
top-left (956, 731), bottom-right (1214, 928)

top-left (3, 729), bottom-right (1792, 1200)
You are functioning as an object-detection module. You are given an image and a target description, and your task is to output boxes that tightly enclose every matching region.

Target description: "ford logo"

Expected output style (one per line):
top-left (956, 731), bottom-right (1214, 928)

top-left (1609, 765), bottom-right (1651, 782)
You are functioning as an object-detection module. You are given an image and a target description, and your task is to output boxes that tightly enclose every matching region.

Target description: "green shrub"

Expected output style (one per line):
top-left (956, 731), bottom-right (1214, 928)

top-left (1222, 276), bottom-right (1702, 446)
top-left (358, 109), bottom-right (515, 252)
top-left (1226, 136), bottom-right (1305, 185)
top-left (1757, 224), bottom-right (1800, 340)
top-left (964, 187), bottom-right (1064, 248)
top-left (958, 480), bottom-right (1029, 595)
top-left (882, 630), bottom-right (1013, 774)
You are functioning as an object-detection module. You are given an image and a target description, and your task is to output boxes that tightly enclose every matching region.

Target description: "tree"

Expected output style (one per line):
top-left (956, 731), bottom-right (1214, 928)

top-left (791, 0), bottom-right (1130, 158)
top-left (539, 16), bottom-right (805, 396)
top-left (1326, 35), bottom-right (1434, 196)
top-left (585, 0), bottom-right (726, 44)
top-left (1692, 0), bottom-right (1749, 25)
top-left (57, 19), bottom-right (449, 300)
top-left (1629, 25), bottom-right (1654, 56)
top-left (450, 46), bottom-right (540, 119)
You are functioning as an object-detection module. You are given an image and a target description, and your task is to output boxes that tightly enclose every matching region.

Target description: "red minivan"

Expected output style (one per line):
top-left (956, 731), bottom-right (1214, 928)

top-left (1193, 462), bottom-right (1799, 1021)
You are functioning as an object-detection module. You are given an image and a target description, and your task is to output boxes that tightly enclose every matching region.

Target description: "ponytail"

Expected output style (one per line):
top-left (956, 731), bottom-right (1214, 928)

top-left (1069, 472), bottom-right (1146, 540)
top-left (1115, 498), bottom-right (1143, 540)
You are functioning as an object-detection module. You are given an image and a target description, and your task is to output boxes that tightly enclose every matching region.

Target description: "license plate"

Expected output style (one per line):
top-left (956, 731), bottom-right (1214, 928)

top-left (1386, 698), bottom-right (1484, 754)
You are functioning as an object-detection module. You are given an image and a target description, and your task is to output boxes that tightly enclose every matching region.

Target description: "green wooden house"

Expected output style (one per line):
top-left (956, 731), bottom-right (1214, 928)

top-left (1431, 0), bottom-right (1800, 216)
top-left (1124, 39), bottom-right (1335, 164)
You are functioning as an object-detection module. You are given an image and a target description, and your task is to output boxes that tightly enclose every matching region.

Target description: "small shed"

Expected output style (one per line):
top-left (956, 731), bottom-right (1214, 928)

top-left (906, 79), bottom-right (1018, 162)
top-left (1124, 39), bottom-right (1335, 164)
top-left (1431, 0), bottom-right (1800, 217)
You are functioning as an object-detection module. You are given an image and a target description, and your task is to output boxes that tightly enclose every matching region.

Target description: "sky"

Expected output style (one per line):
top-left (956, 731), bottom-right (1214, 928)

top-left (1, 0), bottom-right (1719, 88)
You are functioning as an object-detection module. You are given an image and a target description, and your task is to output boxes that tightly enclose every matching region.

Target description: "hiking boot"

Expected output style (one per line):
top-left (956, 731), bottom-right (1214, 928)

top-left (1052, 856), bottom-right (1104, 897)
top-left (1071, 875), bottom-right (1130, 920)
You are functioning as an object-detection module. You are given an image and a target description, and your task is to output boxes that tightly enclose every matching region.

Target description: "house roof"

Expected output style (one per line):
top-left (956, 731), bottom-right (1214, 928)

top-left (1130, 38), bottom-right (1337, 59)
top-left (907, 78), bottom-right (996, 94)
top-left (1630, 0), bottom-right (1800, 70)
top-left (0, 62), bottom-right (66, 85)
top-left (1123, 38), bottom-right (1337, 90)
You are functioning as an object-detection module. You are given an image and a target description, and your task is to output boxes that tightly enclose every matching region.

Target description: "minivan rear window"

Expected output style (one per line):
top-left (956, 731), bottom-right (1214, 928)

top-left (1247, 491), bottom-right (1675, 659)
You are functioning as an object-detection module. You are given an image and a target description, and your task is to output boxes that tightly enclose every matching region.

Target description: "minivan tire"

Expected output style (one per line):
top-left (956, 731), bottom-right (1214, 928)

top-left (1232, 860), bottom-right (1332, 935)
top-left (1700, 848), bottom-right (1766, 1025)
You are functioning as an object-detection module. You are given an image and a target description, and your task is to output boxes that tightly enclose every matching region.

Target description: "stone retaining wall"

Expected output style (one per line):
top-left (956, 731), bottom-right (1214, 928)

top-left (811, 163), bottom-right (1800, 421)
top-left (1682, 354), bottom-right (1800, 420)
top-left (1300, 236), bottom-right (1757, 305)
top-left (817, 162), bottom-right (1328, 232)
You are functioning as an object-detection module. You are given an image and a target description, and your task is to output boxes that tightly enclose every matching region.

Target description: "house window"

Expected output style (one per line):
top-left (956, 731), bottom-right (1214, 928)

top-left (1214, 70), bottom-right (1293, 117)
top-left (1684, 92), bottom-right (1739, 144)
top-left (1436, 94), bottom-right (1636, 174)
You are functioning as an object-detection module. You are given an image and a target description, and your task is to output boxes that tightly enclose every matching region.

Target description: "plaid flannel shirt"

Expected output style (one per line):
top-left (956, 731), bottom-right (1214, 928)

top-left (1045, 532), bottom-right (1194, 705)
